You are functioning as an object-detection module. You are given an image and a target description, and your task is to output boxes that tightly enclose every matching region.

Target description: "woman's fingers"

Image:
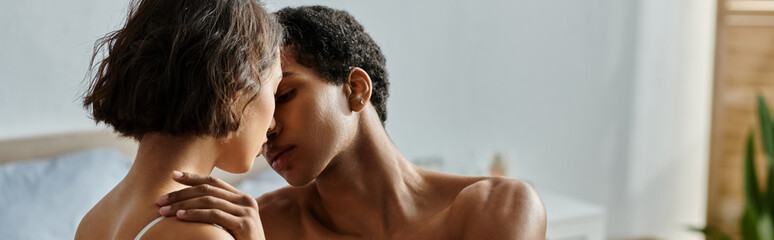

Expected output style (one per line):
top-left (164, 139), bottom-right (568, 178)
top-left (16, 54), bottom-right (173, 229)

top-left (157, 183), bottom-right (241, 206)
top-left (159, 196), bottom-right (253, 218)
top-left (171, 170), bottom-right (240, 192)
top-left (159, 171), bottom-right (263, 240)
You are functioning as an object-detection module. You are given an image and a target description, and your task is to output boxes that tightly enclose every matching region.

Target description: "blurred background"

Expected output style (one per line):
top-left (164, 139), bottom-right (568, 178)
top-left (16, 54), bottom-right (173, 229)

top-left (5, 0), bottom-right (770, 239)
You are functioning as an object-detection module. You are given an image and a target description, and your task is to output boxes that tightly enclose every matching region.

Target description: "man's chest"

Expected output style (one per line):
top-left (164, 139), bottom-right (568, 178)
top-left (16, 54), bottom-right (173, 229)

top-left (266, 209), bottom-right (462, 240)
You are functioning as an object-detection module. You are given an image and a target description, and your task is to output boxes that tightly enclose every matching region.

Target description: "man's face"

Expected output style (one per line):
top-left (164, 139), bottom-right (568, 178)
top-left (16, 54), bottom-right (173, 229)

top-left (264, 48), bottom-right (357, 186)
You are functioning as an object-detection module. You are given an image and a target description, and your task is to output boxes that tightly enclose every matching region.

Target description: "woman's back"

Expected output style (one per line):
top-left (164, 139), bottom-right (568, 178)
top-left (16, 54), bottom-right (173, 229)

top-left (76, 171), bottom-right (231, 240)
top-left (76, 179), bottom-right (158, 240)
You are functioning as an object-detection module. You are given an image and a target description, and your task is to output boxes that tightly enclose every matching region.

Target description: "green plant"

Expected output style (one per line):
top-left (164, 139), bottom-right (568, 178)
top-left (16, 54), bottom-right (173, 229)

top-left (693, 95), bottom-right (774, 239)
top-left (740, 96), bottom-right (774, 240)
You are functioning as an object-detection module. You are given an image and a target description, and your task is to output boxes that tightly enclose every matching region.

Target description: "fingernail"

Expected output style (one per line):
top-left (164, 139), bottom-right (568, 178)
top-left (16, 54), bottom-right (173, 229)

top-left (160, 205), bottom-right (171, 214)
top-left (177, 210), bottom-right (186, 216)
top-left (172, 170), bottom-right (183, 178)
top-left (157, 194), bottom-right (168, 204)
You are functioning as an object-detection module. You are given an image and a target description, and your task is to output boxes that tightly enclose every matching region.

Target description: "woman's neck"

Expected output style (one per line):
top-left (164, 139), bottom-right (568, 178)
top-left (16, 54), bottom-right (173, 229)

top-left (124, 133), bottom-right (221, 199)
top-left (311, 111), bottom-right (431, 236)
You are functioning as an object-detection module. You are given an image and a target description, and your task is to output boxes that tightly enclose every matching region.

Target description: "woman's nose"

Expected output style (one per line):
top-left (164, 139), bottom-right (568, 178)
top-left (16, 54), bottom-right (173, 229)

top-left (267, 117), bottom-right (279, 139)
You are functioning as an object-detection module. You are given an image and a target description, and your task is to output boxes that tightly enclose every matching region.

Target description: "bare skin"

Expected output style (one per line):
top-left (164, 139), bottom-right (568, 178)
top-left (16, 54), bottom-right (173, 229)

top-left (75, 136), bottom-right (243, 240)
top-left (75, 60), bottom-right (283, 240)
top-left (159, 52), bottom-right (547, 239)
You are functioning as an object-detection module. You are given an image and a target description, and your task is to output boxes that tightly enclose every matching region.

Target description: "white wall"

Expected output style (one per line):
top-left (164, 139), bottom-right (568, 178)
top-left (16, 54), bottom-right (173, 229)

top-left (0, 0), bottom-right (716, 238)
top-left (0, 0), bottom-right (128, 139)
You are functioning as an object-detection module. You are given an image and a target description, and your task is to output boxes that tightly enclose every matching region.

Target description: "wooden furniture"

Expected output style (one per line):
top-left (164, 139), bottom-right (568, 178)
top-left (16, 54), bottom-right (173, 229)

top-left (707, 0), bottom-right (774, 237)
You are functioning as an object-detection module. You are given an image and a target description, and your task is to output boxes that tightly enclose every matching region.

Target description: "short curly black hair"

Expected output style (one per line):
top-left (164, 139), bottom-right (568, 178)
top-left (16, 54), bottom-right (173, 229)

top-left (275, 6), bottom-right (390, 124)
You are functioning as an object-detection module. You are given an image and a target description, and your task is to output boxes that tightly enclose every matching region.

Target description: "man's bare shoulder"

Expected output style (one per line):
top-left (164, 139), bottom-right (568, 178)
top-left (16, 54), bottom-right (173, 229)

top-left (451, 177), bottom-right (546, 239)
top-left (454, 177), bottom-right (538, 207)
top-left (257, 185), bottom-right (302, 210)
top-left (256, 185), bottom-right (310, 238)
top-left (257, 185), bottom-right (305, 221)
top-left (140, 217), bottom-right (233, 240)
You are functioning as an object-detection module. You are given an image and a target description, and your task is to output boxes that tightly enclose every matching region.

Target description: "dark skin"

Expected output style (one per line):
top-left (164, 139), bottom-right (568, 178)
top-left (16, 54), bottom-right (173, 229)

top-left (156, 50), bottom-right (547, 239)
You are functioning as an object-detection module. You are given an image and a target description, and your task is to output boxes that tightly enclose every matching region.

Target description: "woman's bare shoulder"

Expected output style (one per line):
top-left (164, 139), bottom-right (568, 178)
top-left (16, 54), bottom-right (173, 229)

top-left (140, 217), bottom-right (234, 240)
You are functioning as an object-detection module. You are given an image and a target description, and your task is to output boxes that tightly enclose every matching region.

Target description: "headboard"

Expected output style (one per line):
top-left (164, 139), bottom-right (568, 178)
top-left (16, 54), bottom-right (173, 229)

top-left (0, 129), bottom-right (269, 185)
top-left (0, 129), bottom-right (138, 164)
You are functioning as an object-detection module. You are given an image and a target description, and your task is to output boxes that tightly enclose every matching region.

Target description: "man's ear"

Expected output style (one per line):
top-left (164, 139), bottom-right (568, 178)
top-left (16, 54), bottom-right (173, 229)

top-left (344, 67), bottom-right (372, 112)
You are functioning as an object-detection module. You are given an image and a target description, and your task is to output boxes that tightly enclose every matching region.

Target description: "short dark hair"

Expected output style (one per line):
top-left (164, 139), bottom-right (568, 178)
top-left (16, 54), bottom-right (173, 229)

top-left (83, 0), bottom-right (283, 140)
top-left (275, 6), bottom-right (390, 124)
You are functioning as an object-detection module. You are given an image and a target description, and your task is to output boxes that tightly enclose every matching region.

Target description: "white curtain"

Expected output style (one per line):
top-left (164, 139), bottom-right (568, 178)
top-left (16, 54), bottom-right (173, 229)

top-left (614, 0), bottom-right (716, 238)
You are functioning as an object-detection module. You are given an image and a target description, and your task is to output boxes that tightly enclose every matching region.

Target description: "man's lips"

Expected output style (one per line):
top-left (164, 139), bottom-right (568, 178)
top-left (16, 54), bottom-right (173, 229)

top-left (266, 145), bottom-right (294, 168)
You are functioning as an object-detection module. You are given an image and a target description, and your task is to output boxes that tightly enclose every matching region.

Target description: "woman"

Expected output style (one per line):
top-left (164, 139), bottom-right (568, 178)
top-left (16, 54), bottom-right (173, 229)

top-left (159, 6), bottom-right (546, 239)
top-left (74, 0), bottom-right (283, 239)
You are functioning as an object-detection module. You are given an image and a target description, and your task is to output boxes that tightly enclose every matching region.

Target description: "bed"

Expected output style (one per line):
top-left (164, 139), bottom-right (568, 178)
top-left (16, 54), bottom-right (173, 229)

top-left (0, 129), bottom-right (610, 240)
top-left (0, 129), bottom-right (288, 239)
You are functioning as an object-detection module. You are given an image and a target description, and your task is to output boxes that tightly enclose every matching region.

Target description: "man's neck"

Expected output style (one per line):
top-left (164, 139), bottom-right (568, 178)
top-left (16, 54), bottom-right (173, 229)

top-left (310, 112), bottom-right (431, 236)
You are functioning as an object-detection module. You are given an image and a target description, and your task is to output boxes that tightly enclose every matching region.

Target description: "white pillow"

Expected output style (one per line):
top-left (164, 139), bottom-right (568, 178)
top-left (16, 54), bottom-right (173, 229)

top-left (0, 148), bottom-right (131, 240)
top-left (236, 168), bottom-right (289, 197)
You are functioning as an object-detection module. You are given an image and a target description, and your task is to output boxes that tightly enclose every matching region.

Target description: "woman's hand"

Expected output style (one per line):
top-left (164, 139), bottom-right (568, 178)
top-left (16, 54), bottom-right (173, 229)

top-left (157, 171), bottom-right (264, 240)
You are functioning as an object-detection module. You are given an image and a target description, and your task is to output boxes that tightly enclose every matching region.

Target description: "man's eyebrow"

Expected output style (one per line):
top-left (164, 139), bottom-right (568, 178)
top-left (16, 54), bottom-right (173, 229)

top-left (282, 72), bottom-right (294, 78)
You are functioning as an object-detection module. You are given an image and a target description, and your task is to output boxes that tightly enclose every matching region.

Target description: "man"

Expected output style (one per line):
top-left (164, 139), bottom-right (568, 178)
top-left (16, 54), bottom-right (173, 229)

top-left (156, 6), bottom-right (546, 239)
